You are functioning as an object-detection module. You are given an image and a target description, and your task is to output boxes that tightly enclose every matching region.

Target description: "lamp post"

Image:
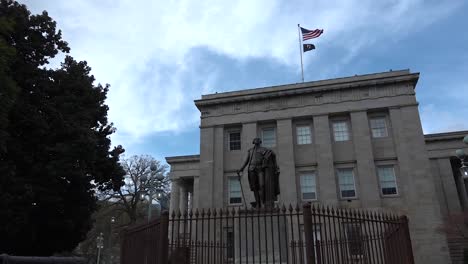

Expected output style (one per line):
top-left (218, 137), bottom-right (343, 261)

top-left (108, 216), bottom-right (115, 264)
top-left (140, 163), bottom-right (165, 222)
top-left (96, 232), bottom-right (104, 264)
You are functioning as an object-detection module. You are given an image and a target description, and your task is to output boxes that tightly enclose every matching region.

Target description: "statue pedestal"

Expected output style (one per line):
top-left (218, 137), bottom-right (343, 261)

top-left (233, 209), bottom-right (290, 264)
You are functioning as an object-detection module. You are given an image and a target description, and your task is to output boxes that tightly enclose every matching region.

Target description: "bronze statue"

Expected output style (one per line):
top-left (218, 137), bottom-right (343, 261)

top-left (237, 138), bottom-right (280, 208)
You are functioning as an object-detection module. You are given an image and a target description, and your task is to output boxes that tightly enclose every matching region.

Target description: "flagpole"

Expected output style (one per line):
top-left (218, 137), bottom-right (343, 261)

top-left (297, 24), bottom-right (304, 82)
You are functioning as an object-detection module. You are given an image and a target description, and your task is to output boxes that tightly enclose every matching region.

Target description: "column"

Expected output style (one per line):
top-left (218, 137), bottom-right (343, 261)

top-left (389, 106), bottom-right (451, 264)
top-left (314, 115), bottom-right (338, 205)
top-left (179, 183), bottom-right (188, 212)
top-left (276, 119), bottom-right (297, 204)
top-left (199, 127), bottom-right (214, 208)
top-left (436, 158), bottom-right (463, 213)
top-left (192, 176), bottom-right (200, 209)
top-left (212, 126), bottom-right (224, 208)
top-left (350, 111), bottom-right (381, 208)
top-left (240, 122), bottom-right (257, 205)
top-left (169, 180), bottom-right (180, 213)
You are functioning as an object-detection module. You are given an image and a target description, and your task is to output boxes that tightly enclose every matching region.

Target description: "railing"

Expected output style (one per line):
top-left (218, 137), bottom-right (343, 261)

top-left (168, 204), bottom-right (414, 264)
top-left (302, 204), bottom-right (414, 264)
top-left (121, 204), bottom-right (414, 264)
top-left (120, 212), bottom-right (169, 264)
top-left (0, 255), bottom-right (86, 264)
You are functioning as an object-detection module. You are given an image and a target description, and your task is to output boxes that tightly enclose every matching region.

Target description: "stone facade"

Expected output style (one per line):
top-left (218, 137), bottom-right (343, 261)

top-left (166, 69), bottom-right (467, 264)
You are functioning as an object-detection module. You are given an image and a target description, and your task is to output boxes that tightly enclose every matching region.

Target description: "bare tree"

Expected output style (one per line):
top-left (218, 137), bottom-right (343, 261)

top-left (101, 155), bottom-right (170, 224)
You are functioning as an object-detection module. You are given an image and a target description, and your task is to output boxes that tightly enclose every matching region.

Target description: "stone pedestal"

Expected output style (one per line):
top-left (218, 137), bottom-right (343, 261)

top-left (233, 209), bottom-right (289, 264)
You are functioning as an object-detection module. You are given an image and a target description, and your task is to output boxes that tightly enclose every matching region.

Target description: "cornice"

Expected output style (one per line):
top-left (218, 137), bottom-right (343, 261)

top-left (424, 130), bottom-right (468, 142)
top-left (195, 70), bottom-right (418, 109)
top-left (165, 155), bottom-right (200, 164)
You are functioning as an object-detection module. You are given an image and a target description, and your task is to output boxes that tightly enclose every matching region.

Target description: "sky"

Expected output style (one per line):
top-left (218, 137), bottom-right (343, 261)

top-left (21, 0), bottom-right (468, 162)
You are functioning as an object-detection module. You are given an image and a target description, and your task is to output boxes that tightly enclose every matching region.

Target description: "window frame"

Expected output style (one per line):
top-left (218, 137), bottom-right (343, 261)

top-left (377, 165), bottom-right (398, 196)
top-left (342, 222), bottom-right (365, 258)
top-left (369, 117), bottom-right (388, 138)
top-left (228, 177), bottom-right (242, 205)
top-left (296, 125), bottom-right (312, 145)
top-left (332, 120), bottom-right (350, 142)
top-left (228, 130), bottom-right (241, 151)
top-left (261, 127), bottom-right (276, 148)
top-left (299, 171), bottom-right (317, 201)
top-left (224, 227), bottom-right (234, 260)
top-left (337, 168), bottom-right (357, 199)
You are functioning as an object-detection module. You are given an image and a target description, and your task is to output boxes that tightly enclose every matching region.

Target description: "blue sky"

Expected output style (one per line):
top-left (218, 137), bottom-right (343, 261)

top-left (22, 0), bottom-right (468, 162)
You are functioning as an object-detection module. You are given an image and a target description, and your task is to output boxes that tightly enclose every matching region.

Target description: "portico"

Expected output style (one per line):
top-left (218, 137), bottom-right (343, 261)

top-left (166, 155), bottom-right (199, 211)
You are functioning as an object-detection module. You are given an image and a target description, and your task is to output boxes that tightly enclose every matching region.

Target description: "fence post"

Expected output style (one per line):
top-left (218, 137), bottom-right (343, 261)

top-left (401, 216), bottom-right (415, 264)
top-left (303, 203), bottom-right (316, 264)
top-left (160, 211), bottom-right (170, 264)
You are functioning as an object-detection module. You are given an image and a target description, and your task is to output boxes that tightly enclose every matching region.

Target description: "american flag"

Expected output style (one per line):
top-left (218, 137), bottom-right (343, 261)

top-left (300, 27), bottom-right (324, 41)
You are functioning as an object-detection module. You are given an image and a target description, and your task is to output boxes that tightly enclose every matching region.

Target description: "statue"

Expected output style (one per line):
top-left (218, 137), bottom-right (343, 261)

top-left (237, 138), bottom-right (280, 208)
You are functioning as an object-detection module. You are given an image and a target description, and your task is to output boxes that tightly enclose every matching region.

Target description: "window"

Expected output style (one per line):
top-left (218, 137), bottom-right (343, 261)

top-left (262, 127), bottom-right (276, 147)
top-left (377, 166), bottom-right (398, 195)
top-left (333, 121), bottom-right (350, 141)
top-left (344, 223), bottom-right (364, 256)
top-left (229, 131), bottom-right (241, 150)
top-left (370, 117), bottom-right (388, 138)
top-left (296, 125), bottom-right (312, 145)
top-left (224, 227), bottom-right (234, 259)
top-left (337, 168), bottom-right (356, 198)
top-left (228, 177), bottom-right (242, 204)
top-left (300, 172), bottom-right (317, 200)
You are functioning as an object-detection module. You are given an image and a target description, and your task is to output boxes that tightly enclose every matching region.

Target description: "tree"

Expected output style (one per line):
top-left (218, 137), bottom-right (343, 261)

top-left (101, 155), bottom-right (170, 225)
top-left (74, 155), bottom-right (170, 263)
top-left (0, 0), bottom-right (125, 256)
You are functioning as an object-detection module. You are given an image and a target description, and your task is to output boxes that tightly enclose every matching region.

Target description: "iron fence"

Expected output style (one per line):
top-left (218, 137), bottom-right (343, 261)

top-left (120, 212), bottom-right (168, 264)
top-left (121, 204), bottom-right (414, 264)
top-left (0, 255), bottom-right (85, 264)
top-left (167, 204), bottom-right (414, 264)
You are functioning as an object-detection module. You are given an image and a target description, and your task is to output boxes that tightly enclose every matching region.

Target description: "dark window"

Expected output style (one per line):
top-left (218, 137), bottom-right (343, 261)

top-left (225, 227), bottom-right (234, 259)
top-left (229, 178), bottom-right (242, 204)
top-left (229, 132), bottom-right (241, 150)
top-left (344, 223), bottom-right (364, 256)
top-left (337, 168), bottom-right (356, 198)
top-left (377, 166), bottom-right (398, 196)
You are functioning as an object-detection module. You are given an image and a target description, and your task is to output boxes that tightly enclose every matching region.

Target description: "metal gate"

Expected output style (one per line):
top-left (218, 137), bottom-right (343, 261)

top-left (120, 213), bottom-right (169, 264)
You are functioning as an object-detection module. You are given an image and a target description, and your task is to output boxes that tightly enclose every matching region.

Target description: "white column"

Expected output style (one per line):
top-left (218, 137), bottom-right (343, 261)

top-left (169, 180), bottom-right (180, 213)
top-left (179, 183), bottom-right (188, 212)
top-left (192, 176), bottom-right (200, 209)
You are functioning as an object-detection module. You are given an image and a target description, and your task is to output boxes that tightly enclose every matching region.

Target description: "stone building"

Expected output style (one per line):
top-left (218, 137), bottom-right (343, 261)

top-left (165, 69), bottom-right (468, 264)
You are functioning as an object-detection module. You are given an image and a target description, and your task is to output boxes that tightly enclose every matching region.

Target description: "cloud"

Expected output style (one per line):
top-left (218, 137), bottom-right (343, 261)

top-left (420, 104), bottom-right (468, 134)
top-left (21, 0), bottom-right (463, 146)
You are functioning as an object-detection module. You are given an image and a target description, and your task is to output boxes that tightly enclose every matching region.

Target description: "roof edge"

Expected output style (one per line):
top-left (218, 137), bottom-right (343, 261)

top-left (195, 69), bottom-right (418, 109)
top-left (424, 130), bottom-right (468, 142)
top-left (165, 155), bottom-right (200, 164)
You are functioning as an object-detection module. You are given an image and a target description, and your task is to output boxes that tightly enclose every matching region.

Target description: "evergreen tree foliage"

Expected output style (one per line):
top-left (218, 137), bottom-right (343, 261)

top-left (0, 0), bottom-right (125, 255)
